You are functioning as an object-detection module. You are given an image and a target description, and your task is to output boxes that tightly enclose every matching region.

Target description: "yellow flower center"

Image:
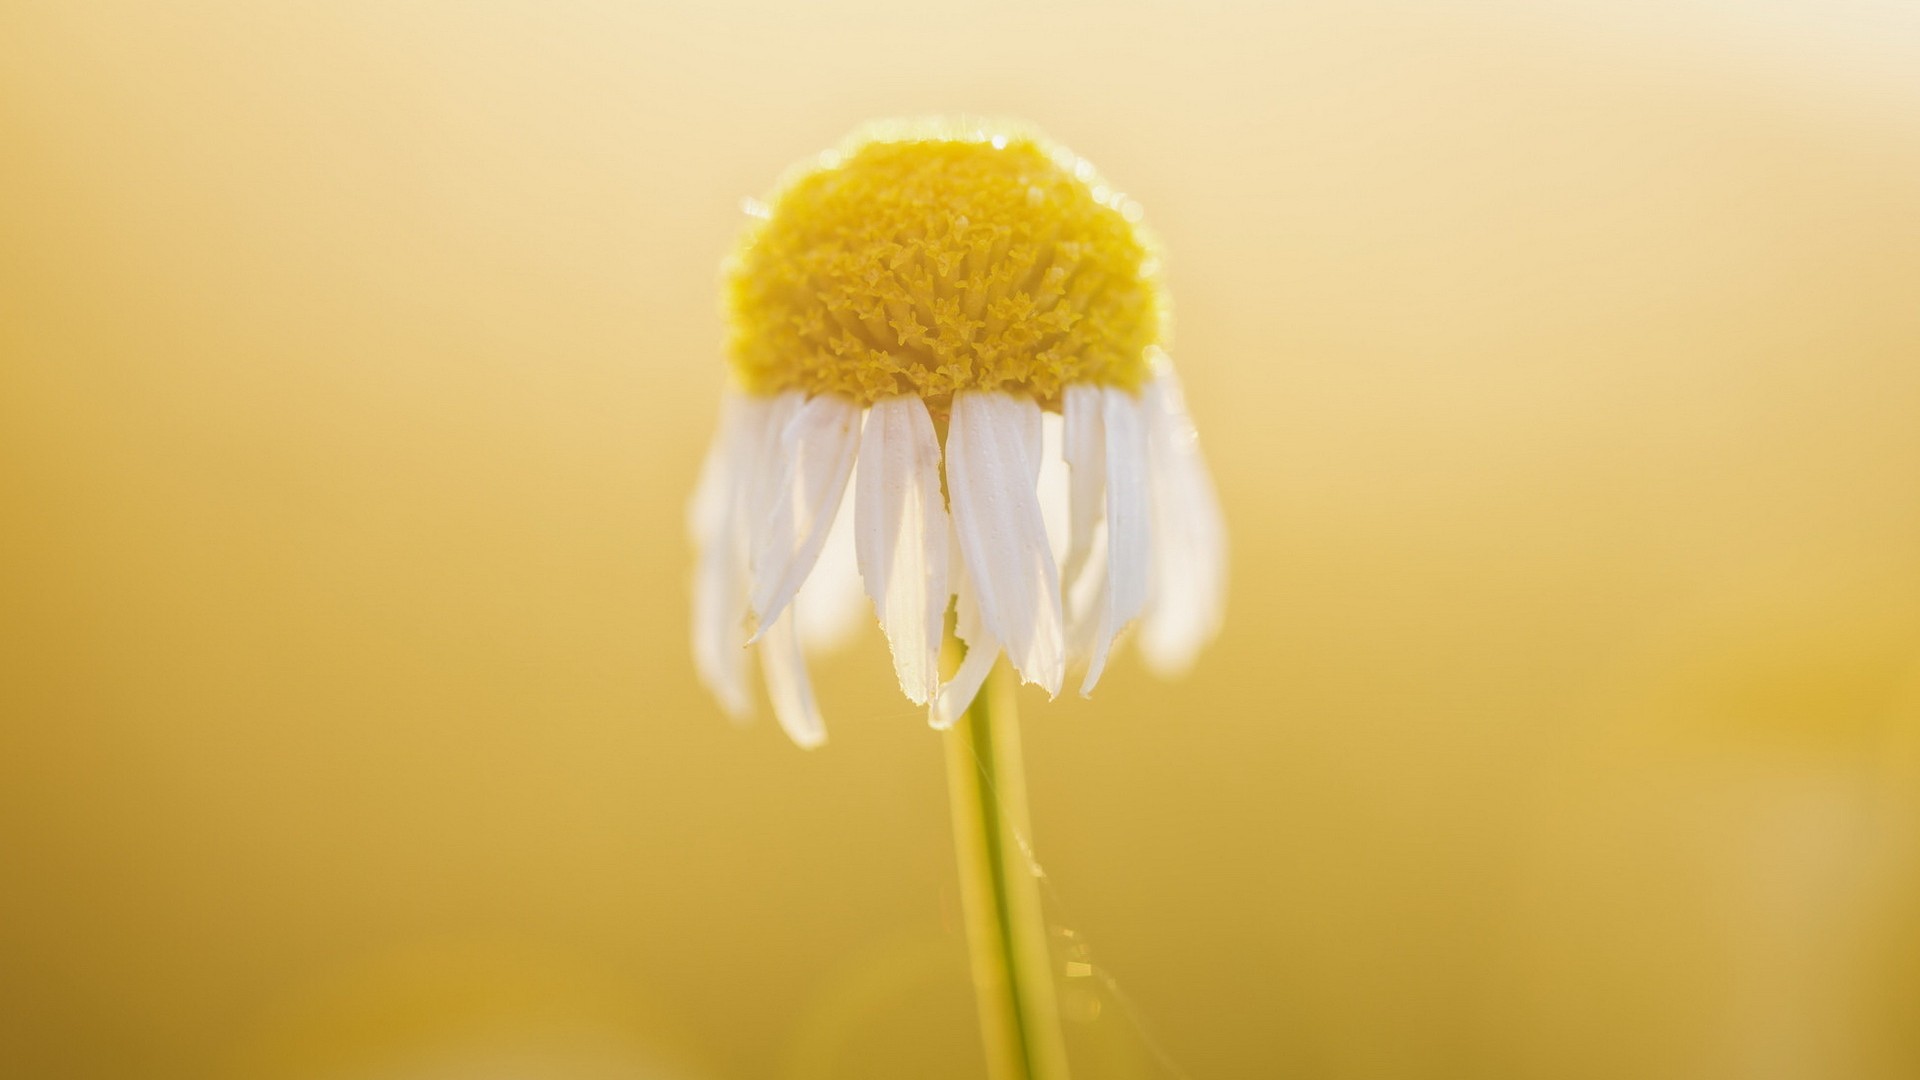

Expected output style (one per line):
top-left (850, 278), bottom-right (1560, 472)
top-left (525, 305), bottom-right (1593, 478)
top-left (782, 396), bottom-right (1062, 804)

top-left (726, 122), bottom-right (1164, 410)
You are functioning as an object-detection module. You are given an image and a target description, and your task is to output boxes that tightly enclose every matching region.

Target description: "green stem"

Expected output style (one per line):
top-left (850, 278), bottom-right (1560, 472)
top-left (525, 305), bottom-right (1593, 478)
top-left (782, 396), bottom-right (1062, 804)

top-left (944, 660), bottom-right (1072, 1080)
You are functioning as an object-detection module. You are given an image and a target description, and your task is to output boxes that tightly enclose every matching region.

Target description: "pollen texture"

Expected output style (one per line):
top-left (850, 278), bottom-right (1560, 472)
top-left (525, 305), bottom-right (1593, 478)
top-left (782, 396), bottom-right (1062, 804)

top-left (727, 126), bottom-right (1163, 409)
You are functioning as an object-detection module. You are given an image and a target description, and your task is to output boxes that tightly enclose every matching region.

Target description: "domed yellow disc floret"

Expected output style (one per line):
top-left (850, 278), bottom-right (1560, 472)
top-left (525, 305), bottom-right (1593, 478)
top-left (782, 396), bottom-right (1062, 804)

top-left (726, 121), bottom-right (1165, 410)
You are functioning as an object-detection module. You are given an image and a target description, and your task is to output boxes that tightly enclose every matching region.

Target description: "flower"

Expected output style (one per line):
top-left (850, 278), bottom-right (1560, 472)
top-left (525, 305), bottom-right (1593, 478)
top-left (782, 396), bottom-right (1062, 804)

top-left (689, 120), bottom-right (1225, 747)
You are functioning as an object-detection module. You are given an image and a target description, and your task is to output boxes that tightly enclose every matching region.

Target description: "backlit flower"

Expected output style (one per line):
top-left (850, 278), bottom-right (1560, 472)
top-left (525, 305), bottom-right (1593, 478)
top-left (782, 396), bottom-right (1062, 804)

top-left (690, 120), bottom-right (1225, 747)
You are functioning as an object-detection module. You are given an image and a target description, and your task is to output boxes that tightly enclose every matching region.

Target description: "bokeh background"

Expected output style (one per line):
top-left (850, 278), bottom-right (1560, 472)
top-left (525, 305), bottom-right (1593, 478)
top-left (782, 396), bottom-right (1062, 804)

top-left (5, 2), bottom-right (1919, 1077)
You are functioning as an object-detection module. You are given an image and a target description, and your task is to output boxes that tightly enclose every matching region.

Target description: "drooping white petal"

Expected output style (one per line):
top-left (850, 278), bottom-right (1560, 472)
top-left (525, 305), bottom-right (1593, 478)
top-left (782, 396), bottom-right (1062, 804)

top-left (946, 391), bottom-right (1066, 696)
top-left (853, 396), bottom-right (949, 704)
top-left (1037, 408), bottom-right (1072, 573)
top-left (687, 394), bottom-right (742, 547)
top-left (749, 393), bottom-right (862, 637)
top-left (930, 563), bottom-right (999, 729)
top-left (1060, 383), bottom-right (1105, 596)
top-left (1060, 384), bottom-right (1108, 662)
top-left (1081, 386), bottom-right (1151, 694)
top-left (690, 392), bottom-right (772, 718)
top-left (796, 462), bottom-right (866, 654)
top-left (1064, 519), bottom-right (1110, 665)
top-left (743, 390), bottom-right (806, 558)
top-left (1140, 350), bottom-right (1228, 674)
top-left (757, 607), bottom-right (826, 748)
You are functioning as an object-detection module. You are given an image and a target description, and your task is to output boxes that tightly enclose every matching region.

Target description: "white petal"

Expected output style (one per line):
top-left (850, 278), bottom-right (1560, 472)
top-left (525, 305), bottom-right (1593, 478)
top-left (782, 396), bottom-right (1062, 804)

top-left (930, 564), bottom-right (999, 729)
top-left (796, 462), bottom-right (866, 654)
top-left (758, 607), bottom-right (826, 748)
top-left (946, 391), bottom-right (1066, 695)
top-left (1060, 383), bottom-right (1105, 596)
top-left (1060, 384), bottom-right (1108, 661)
top-left (1081, 386), bottom-right (1151, 694)
top-left (749, 393), bottom-right (862, 637)
top-left (1064, 519), bottom-right (1110, 665)
top-left (1140, 351), bottom-right (1228, 674)
top-left (690, 392), bottom-right (770, 719)
top-left (854, 396), bottom-right (949, 704)
top-left (1037, 408), bottom-right (1072, 573)
top-left (687, 395), bottom-right (741, 546)
top-left (743, 390), bottom-right (806, 556)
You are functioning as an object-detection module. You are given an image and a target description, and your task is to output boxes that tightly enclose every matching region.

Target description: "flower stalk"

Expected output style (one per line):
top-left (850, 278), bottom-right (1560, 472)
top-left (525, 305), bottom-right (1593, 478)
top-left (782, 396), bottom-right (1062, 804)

top-left (944, 659), bottom-right (1072, 1080)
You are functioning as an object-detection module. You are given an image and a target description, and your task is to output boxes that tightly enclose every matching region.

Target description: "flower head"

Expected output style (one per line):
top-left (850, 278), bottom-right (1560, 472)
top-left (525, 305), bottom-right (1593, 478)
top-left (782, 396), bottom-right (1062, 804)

top-left (691, 120), bottom-right (1225, 747)
top-left (727, 119), bottom-right (1162, 410)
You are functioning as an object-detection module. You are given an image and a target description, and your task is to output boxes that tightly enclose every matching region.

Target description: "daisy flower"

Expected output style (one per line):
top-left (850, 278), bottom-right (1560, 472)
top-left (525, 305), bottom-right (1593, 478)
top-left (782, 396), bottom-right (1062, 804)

top-left (689, 119), bottom-right (1225, 748)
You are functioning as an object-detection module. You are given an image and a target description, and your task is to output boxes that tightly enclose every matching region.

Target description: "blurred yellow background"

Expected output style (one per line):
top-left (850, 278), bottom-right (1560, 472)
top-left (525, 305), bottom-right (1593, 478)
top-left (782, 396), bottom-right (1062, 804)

top-left (4, 2), bottom-right (1918, 1077)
